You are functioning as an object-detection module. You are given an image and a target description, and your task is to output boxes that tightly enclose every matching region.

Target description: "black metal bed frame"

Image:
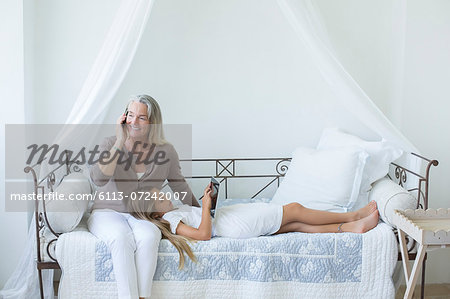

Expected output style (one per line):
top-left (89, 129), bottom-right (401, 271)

top-left (24, 153), bottom-right (438, 299)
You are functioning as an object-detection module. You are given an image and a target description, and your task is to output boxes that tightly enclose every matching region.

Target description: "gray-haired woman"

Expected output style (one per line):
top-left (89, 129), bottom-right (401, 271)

top-left (88, 95), bottom-right (199, 299)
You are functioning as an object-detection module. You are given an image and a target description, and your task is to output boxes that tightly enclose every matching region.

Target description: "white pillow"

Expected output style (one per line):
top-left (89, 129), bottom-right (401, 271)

top-left (369, 178), bottom-right (416, 226)
top-left (317, 128), bottom-right (403, 192)
top-left (46, 172), bottom-right (92, 233)
top-left (271, 146), bottom-right (368, 212)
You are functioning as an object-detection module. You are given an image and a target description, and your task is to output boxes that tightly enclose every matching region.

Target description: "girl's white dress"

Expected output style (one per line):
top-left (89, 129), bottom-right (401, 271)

top-left (162, 203), bottom-right (283, 239)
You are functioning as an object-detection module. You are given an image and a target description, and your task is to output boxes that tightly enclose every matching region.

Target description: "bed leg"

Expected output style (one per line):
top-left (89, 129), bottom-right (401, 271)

top-left (38, 268), bottom-right (44, 299)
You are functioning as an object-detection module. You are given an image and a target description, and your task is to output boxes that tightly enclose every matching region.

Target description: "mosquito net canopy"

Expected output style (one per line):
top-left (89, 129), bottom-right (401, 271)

top-left (1, 1), bottom-right (417, 298)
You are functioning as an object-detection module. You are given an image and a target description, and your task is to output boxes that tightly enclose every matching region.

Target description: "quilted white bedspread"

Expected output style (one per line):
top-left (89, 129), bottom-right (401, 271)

top-left (55, 217), bottom-right (397, 299)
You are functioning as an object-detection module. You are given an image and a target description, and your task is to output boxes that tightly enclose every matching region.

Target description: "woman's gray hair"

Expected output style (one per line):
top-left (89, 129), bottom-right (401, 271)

top-left (127, 94), bottom-right (167, 145)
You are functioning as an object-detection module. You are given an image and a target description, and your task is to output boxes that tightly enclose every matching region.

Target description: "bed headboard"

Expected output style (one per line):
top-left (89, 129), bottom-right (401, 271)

top-left (178, 158), bottom-right (292, 199)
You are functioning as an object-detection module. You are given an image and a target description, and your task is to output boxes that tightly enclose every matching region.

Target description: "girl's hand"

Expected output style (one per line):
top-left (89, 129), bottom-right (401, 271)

top-left (115, 113), bottom-right (128, 146)
top-left (202, 184), bottom-right (212, 210)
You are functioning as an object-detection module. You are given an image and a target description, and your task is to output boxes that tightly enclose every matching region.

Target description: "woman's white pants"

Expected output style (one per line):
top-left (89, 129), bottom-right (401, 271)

top-left (87, 209), bottom-right (161, 299)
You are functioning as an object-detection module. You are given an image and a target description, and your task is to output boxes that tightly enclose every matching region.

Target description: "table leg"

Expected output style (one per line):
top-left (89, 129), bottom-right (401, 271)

top-left (398, 229), bottom-right (411, 280)
top-left (404, 244), bottom-right (428, 299)
top-left (421, 258), bottom-right (426, 299)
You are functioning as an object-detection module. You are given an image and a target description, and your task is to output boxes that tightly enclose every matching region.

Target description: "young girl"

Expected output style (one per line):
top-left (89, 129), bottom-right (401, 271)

top-left (130, 185), bottom-right (379, 268)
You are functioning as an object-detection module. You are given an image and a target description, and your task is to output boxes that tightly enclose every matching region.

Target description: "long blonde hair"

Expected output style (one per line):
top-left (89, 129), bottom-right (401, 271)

top-left (129, 193), bottom-right (197, 269)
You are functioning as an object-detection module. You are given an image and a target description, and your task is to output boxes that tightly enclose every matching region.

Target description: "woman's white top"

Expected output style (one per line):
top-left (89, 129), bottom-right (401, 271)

top-left (136, 172), bottom-right (145, 179)
top-left (162, 204), bottom-right (214, 235)
top-left (162, 202), bottom-right (283, 239)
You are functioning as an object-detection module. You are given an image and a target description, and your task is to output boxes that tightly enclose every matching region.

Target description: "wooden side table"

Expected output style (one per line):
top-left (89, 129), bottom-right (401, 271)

top-left (393, 208), bottom-right (450, 299)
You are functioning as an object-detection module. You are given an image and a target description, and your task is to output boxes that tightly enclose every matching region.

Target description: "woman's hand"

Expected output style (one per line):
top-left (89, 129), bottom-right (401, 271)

top-left (202, 184), bottom-right (212, 210)
top-left (115, 113), bottom-right (128, 146)
top-left (97, 114), bottom-right (127, 177)
top-left (176, 185), bottom-right (213, 241)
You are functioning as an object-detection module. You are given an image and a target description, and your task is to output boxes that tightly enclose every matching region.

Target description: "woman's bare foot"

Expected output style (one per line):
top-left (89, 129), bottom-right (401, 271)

top-left (342, 210), bottom-right (379, 233)
top-left (354, 200), bottom-right (377, 220)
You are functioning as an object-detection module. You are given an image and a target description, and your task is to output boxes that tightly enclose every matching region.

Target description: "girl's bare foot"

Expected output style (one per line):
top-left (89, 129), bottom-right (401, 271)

top-left (342, 210), bottom-right (379, 233)
top-left (354, 200), bottom-right (377, 220)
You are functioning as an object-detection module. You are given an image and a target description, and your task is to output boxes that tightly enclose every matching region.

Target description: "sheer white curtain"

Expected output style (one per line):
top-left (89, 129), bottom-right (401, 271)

top-left (0, 1), bottom-right (154, 298)
top-left (276, 0), bottom-right (417, 154)
top-left (0, 218), bottom-right (53, 299)
top-left (66, 0), bottom-right (155, 125)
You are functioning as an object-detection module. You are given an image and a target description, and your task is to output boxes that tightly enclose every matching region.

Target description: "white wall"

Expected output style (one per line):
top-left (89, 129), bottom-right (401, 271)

top-left (7, 0), bottom-right (450, 285)
top-left (401, 0), bottom-right (450, 284)
top-left (106, 0), bottom-right (384, 159)
top-left (24, 0), bottom-right (36, 125)
top-left (33, 0), bottom-right (121, 123)
top-left (316, 0), bottom-right (450, 284)
top-left (0, 0), bottom-right (28, 289)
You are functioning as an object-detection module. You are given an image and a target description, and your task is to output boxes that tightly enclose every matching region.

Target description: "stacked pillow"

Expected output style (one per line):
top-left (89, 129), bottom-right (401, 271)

top-left (317, 128), bottom-right (403, 194)
top-left (317, 128), bottom-right (403, 210)
top-left (272, 128), bottom-right (403, 212)
top-left (271, 146), bottom-right (368, 212)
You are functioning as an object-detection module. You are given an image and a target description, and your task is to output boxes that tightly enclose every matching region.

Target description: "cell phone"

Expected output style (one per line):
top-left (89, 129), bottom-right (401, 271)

top-left (121, 108), bottom-right (128, 125)
top-left (209, 177), bottom-right (220, 215)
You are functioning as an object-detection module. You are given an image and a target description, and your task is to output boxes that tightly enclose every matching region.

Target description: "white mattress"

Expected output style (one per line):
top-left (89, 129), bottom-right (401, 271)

top-left (55, 216), bottom-right (397, 299)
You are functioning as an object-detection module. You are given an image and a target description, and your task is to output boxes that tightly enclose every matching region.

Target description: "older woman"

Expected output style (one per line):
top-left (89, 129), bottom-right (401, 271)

top-left (88, 95), bottom-right (199, 299)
